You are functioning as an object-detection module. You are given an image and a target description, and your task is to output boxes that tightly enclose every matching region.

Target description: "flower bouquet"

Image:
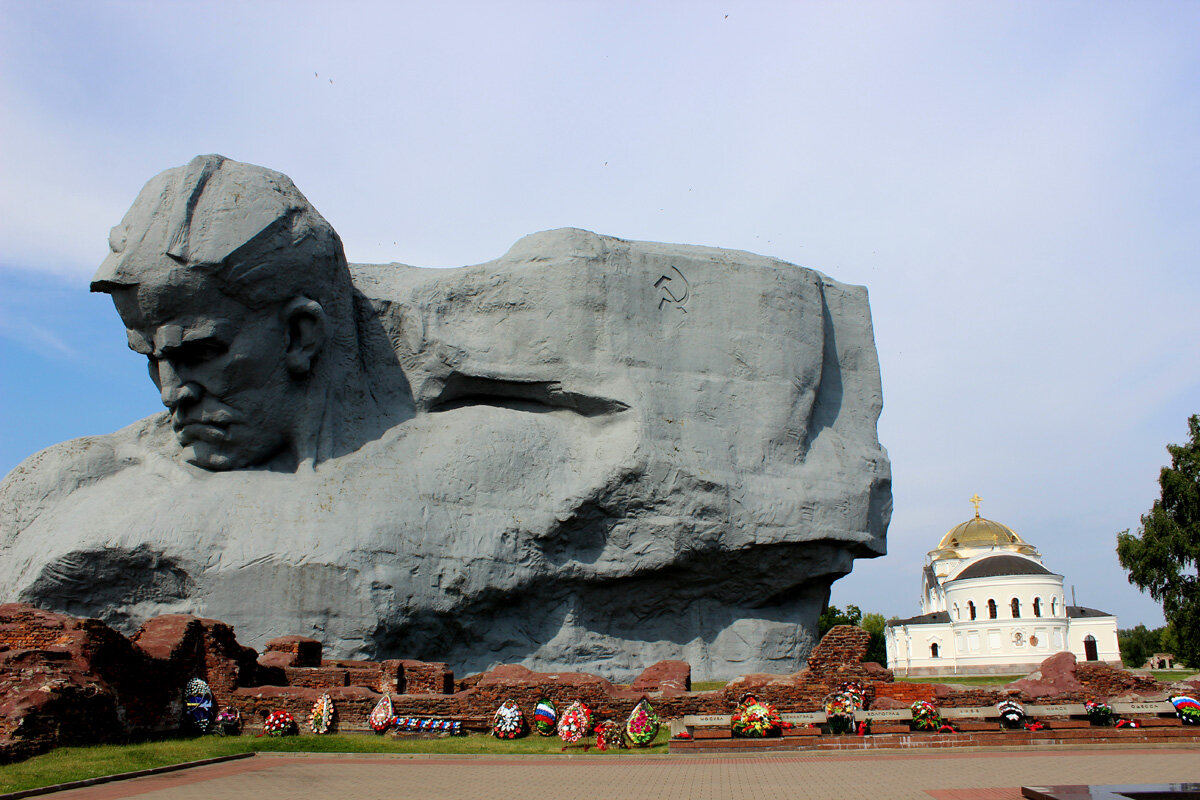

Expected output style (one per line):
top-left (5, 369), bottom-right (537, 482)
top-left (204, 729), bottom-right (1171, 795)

top-left (557, 701), bottom-right (593, 744)
top-left (1171, 695), bottom-right (1200, 725)
top-left (911, 700), bottom-right (941, 731)
top-left (215, 706), bottom-right (241, 736)
top-left (492, 699), bottom-right (527, 739)
top-left (369, 695), bottom-right (394, 733)
top-left (824, 690), bottom-right (858, 735)
top-left (532, 699), bottom-right (557, 736)
top-left (837, 681), bottom-right (865, 709)
top-left (594, 719), bottom-right (628, 750)
top-left (263, 710), bottom-right (297, 737)
top-left (1084, 700), bottom-right (1113, 726)
top-left (997, 699), bottom-right (1025, 730)
top-left (625, 699), bottom-right (660, 746)
top-left (309, 693), bottom-right (334, 734)
top-left (731, 694), bottom-right (787, 738)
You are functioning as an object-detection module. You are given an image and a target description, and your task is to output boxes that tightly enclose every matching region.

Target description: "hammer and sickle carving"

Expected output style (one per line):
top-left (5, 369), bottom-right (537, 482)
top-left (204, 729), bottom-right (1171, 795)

top-left (655, 266), bottom-right (690, 312)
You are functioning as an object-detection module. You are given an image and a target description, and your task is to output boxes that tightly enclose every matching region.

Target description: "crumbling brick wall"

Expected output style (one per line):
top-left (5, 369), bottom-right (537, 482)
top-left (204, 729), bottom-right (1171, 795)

top-left (1, 606), bottom-right (1180, 758)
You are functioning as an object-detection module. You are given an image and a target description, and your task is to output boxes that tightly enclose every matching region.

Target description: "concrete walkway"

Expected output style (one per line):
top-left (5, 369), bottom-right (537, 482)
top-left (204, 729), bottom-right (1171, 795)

top-left (39, 746), bottom-right (1200, 800)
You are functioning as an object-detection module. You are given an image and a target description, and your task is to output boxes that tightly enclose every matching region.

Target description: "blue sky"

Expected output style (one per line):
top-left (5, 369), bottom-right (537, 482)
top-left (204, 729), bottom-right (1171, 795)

top-left (2, 1), bottom-right (1197, 629)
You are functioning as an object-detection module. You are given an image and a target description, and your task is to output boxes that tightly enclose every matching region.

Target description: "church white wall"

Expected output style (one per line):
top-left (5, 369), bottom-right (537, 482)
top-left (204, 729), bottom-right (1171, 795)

top-left (888, 576), bottom-right (1119, 675)
top-left (1068, 616), bottom-right (1121, 664)
top-left (886, 620), bottom-right (954, 674)
top-left (890, 618), bottom-right (1069, 675)
top-left (943, 574), bottom-right (1064, 625)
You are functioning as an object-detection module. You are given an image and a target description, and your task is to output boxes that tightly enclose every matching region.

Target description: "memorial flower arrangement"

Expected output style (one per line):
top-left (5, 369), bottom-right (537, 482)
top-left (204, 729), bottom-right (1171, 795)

top-left (369, 695), bottom-right (394, 733)
top-left (183, 678), bottom-right (215, 733)
top-left (910, 700), bottom-right (941, 731)
top-left (557, 701), bottom-right (593, 744)
top-left (837, 681), bottom-right (865, 709)
top-left (215, 706), bottom-right (241, 736)
top-left (625, 699), bottom-right (660, 746)
top-left (824, 690), bottom-right (858, 735)
top-left (996, 700), bottom-right (1025, 730)
top-left (1171, 695), bottom-right (1200, 725)
top-left (262, 710), bottom-right (297, 737)
top-left (492, 699), bottom-right (527, 739)
top-left (309, 694), bottom-right (334, 734)
top-left (393, 718), bottom-right (463, 734)
top-left (533, 699), bottom-right (558, 736)
top-left (1084, 700), bottom-right (1113, 726)
top-left (731, 694), bottom-right (787, 738)
top-left (594, 719), bottom-right (628, 750)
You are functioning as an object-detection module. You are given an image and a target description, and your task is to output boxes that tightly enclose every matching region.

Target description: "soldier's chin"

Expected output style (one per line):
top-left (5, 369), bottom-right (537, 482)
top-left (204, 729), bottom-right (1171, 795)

top-left (181, 441), bottom-right (245, 471)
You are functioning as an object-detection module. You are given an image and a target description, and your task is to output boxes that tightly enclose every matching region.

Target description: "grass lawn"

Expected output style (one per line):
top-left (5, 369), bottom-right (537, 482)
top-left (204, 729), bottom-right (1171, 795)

top-left (0, 728), bottom-right (672, 795)
top-left (894, 674), bottom-right (1023, 686)
top-left (690, 681), bottom-right (728, 692)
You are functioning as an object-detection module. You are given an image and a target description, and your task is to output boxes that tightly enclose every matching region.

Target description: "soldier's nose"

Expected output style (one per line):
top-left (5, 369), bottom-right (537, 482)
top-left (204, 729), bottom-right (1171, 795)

top-left (158, 362), bottom-right (201, 409)
top-left (162, 381), bottom-right (202, 409)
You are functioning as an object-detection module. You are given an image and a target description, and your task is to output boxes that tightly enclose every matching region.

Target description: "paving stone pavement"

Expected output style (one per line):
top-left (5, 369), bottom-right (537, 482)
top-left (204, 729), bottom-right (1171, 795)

top-left (39, 747), bottom-right (1200, 800)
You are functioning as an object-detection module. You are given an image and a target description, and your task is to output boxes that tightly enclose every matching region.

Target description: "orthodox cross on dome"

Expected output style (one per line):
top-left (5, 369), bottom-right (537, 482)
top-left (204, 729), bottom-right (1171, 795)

top-left (969, 493), bottom-right (982, 518)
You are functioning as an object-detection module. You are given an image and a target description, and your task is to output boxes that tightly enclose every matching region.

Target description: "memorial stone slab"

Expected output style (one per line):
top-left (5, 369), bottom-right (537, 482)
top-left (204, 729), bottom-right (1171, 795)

top-left (781, 712), bottom-right (829, 725)
top-left (862, 708), bottom-right (913, 721)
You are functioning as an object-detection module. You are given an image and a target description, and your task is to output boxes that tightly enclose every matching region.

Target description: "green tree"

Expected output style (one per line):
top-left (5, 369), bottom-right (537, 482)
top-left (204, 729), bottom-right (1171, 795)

top-left (819, 604), bottom-right (862, 637)
top-left (1117, 415), bottom-right (1200, 667)
top-left (860, 612), bottom-right (888, 666)
top-left (1117, 624), bottom-right (1161, 668)
top-left (1159, 623), bottom-right (1183, 662)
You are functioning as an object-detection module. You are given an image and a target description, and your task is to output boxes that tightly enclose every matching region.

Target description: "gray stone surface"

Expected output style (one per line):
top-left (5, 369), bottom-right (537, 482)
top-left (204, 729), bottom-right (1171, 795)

top-left (0, 155), bottom-right (891, 680)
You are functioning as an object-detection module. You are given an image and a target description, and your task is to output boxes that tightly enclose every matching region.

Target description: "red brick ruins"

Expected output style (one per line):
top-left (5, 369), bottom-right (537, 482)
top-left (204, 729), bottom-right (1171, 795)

top-left (0, 604), bottom-right (1193, 762)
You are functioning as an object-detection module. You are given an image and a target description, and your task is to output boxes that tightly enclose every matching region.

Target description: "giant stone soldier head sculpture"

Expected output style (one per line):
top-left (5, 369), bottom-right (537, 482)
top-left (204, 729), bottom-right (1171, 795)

top-left (1, 155), bottom-right (891, 681)
top-left (91, 155), bottom-right (356, 471)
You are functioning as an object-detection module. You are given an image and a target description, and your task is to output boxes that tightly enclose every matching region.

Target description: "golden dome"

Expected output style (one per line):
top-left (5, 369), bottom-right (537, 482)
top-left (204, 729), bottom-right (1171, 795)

top-left (928, 495), bottom-right (1040, 561)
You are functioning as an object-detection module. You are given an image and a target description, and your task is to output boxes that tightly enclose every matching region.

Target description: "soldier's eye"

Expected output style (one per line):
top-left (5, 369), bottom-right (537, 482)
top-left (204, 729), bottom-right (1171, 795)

top-left (176, 342), bottom-right (227, 366)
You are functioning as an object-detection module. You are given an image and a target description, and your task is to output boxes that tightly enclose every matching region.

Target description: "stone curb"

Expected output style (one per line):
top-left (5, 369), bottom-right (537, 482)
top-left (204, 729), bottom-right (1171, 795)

top-left (0, 751), bottom-right (255, 799)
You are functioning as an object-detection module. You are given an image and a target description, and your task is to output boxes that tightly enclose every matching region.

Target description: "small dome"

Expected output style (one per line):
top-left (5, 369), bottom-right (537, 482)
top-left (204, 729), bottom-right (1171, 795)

top-left (929, 498), bottom-right (1040, 561)
top-left (952, 554), bottom-right (1053, 580)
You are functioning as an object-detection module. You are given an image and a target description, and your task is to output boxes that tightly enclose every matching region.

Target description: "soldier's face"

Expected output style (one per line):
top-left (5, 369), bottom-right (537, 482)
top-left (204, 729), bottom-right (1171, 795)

top-left (111, 274), bottom-right (300, 471)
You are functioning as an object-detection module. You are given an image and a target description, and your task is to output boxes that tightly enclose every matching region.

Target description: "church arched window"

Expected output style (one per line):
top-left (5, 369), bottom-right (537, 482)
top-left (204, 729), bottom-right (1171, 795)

top-left (1051, 597), bottom-right (1057, 616)
top-left (930, 642), bottom-right (939, 658)
top-left (1011, 597), bottom-right (1021, 618)
top-left (987, 598), bottom-right (998, 619)
top-left (1033, 597), bottom-right (1042, 617)
top-left (968, 601), bottom-right (976, 620)
top-left (1084, 634), bottom-right (1098, 661)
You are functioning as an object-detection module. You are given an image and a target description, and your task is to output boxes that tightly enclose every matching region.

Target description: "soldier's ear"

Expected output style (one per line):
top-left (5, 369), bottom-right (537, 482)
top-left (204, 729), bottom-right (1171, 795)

top-left (282, 297), bottom-right (326, 376)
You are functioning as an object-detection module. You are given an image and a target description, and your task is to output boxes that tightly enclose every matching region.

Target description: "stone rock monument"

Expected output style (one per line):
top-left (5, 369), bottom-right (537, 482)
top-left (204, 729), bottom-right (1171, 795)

top-left (0, 155), bottom-right (891, 680)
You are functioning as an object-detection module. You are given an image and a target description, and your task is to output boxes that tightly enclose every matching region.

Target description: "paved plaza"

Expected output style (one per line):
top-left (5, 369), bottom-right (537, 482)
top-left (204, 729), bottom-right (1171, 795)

top-left (32, 746), bottom-right (1200, 800)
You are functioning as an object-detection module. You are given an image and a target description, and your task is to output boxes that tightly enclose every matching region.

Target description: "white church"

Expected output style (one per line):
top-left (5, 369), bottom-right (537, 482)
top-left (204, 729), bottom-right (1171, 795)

top-left (885, 496), bottom-right (1120, 676)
